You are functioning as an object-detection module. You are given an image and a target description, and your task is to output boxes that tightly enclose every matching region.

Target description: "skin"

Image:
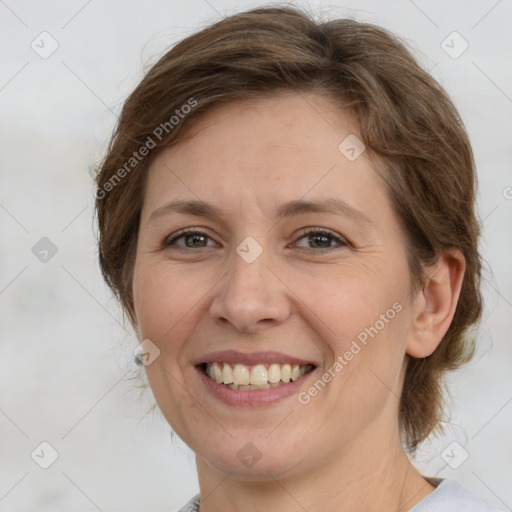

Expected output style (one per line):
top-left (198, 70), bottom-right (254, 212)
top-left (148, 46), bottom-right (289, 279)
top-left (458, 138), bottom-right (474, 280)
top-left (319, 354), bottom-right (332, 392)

top-left (132, 92), bottom-right (465, 512)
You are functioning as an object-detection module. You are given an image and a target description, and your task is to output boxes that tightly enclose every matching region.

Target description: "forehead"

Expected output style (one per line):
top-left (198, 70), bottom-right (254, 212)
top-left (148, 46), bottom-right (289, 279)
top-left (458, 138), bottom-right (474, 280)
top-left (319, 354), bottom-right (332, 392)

top-left (164, 92), bottom-right (358, 165)
top-left (142, 92), bottom-right (392, 223)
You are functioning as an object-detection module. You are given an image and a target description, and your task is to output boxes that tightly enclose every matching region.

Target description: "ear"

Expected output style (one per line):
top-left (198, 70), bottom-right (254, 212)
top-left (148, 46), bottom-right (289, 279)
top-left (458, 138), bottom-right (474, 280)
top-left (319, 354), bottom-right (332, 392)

top-left (407, 249), bottom-right (466, 358)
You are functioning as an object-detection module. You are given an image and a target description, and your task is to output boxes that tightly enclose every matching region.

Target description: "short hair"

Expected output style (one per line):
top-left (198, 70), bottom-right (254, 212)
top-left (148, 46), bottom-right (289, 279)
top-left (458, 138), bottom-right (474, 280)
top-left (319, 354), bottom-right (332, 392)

top-left (95, 5), bottom-right (482, 453)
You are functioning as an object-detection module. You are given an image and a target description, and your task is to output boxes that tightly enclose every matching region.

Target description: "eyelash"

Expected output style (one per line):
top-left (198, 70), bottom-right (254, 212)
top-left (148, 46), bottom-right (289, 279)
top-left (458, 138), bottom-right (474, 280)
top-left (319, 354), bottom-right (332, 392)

top-left (163, 227), bottom-right (349, 252)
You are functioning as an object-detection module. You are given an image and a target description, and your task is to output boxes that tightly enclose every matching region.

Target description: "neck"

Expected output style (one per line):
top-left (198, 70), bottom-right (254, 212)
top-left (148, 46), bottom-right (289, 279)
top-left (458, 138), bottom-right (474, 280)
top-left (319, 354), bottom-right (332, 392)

top-left (195, 427), bottom-right (434, 512)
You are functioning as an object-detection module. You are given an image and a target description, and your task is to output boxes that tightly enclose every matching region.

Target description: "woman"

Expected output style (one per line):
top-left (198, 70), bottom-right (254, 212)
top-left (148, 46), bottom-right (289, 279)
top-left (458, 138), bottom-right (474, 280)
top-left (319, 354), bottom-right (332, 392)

top-left (95, 5), bottom-right (501, 511)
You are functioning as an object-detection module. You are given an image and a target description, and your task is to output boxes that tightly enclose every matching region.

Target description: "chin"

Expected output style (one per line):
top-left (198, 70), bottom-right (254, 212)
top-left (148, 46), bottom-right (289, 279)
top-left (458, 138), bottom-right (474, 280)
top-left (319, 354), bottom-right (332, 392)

top-left (195, 433), bottom-right (312, 479)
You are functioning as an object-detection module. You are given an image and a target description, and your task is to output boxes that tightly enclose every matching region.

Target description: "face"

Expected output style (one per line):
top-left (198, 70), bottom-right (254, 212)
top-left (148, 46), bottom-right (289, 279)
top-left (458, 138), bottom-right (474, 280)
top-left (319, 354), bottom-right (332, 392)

top-left (132, 92), bottom-right (417, 479)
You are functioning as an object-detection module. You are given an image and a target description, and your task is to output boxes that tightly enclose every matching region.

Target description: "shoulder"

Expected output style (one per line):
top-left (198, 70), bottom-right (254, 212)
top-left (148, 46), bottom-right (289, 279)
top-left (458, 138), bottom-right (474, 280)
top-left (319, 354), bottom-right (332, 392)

top-left (176, 481), bottom-right (503, 512)
top-left (410, 478), bottom-right (503, 512)
top-left (174, 493), bottom-right (200, 512)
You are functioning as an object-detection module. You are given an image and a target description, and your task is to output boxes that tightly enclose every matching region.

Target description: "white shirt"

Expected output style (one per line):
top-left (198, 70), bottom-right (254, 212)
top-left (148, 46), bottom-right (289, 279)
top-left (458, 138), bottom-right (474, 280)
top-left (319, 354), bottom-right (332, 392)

top-left (174, 478), bottom-right (503, 511)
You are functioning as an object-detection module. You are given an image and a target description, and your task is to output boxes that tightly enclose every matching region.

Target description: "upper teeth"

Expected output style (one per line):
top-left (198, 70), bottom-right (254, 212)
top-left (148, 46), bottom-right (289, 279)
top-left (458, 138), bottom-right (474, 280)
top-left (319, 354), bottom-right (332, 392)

top-left (206, 362), bottom-right (311, 387)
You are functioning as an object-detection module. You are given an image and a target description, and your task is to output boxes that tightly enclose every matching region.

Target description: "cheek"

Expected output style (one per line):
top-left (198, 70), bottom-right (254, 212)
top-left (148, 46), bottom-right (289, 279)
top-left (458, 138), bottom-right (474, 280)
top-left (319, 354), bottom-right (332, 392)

top-left (294, 263), bottom-right (406, 348)
top-left (132, 262), bottom-right (203, 438)
top-left (297, 259), bottom-right (411, 398)
top-left (326, 290), bottom-right (410, 408)
top-left (132, 260), bottom-right (200, 340)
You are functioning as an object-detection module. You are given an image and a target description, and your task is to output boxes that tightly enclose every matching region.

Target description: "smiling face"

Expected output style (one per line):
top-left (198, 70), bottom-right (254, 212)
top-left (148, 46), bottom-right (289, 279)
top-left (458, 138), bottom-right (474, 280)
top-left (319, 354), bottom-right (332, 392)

top-left (132, 92), bottom-right (418, 479)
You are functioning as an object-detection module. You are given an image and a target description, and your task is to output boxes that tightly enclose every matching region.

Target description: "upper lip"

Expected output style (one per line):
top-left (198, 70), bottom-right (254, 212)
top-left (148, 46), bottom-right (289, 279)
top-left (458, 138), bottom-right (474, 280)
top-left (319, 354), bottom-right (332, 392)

top-left (193, 350), bottom-right (317, 367)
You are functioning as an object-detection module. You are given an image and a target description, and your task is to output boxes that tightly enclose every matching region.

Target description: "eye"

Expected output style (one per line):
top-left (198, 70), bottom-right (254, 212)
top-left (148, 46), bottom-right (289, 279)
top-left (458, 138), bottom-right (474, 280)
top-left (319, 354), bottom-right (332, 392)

top-left (164, 229), bottom-right (216, 249)
top-left (293, 228), bottom-right (348, 250)
top-left (163, 227), bottom-right (348, 251)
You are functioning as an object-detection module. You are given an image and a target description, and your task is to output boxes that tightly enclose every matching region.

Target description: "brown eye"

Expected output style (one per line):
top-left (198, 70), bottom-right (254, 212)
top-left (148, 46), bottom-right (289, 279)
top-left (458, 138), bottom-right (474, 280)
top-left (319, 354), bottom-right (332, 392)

top-left (294, 229), bottom-right (348, 250)
top-left (165, 229), bottom-right (215, 249)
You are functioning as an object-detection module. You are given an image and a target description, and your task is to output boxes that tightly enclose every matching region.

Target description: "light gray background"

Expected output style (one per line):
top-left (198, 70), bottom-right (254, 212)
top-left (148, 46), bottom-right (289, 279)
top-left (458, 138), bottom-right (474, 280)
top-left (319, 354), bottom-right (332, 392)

top-left (1, 0), bottom-right (511, 511)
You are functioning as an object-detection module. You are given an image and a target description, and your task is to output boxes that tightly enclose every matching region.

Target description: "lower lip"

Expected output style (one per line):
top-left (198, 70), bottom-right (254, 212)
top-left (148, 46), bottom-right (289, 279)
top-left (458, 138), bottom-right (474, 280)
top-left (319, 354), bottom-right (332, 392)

top-left (196, 366), bottom-right (315, 407)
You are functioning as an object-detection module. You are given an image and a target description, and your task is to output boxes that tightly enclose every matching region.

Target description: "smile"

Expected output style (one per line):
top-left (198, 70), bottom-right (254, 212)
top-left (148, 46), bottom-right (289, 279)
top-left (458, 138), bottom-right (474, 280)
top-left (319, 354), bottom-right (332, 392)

top-left (202, 362), bottom-right (315, 389)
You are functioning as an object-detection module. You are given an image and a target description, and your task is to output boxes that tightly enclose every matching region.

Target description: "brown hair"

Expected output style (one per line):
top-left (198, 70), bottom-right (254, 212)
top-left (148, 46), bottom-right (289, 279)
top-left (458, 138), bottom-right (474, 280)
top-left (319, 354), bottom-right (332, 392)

top-left (94, 4), bottom-right (482, 453)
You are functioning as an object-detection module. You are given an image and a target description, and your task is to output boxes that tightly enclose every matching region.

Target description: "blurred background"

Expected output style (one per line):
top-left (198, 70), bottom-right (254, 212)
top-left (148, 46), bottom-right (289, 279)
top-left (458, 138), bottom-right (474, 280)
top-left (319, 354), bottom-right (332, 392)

top-left (1, 0), bottom-right (511, 510)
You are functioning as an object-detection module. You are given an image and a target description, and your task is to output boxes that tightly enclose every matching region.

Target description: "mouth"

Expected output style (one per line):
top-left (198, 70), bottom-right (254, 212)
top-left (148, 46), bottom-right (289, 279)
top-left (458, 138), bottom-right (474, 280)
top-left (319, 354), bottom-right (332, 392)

top-left (199, 361), bottom-right (316, 390)
top-left (193, 350), bottom-right (318, 406)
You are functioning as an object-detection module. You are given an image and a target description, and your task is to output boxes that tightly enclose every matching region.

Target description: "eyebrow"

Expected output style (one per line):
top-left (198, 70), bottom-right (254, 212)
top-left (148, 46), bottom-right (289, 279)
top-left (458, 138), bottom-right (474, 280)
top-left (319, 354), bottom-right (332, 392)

top-left (148, 198), bottom-right (374, 226)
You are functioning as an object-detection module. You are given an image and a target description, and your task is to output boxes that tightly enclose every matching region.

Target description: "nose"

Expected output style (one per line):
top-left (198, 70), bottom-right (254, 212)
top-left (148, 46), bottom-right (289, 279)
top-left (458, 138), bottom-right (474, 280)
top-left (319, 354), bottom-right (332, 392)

top-left (209, 244), bottom-right (291, 334)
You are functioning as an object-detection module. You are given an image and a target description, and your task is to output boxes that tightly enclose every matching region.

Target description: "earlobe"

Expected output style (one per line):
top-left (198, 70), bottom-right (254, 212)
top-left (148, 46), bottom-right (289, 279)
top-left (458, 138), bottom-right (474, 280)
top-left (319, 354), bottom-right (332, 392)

top-left (406, 250), bottom-right (466, 358)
